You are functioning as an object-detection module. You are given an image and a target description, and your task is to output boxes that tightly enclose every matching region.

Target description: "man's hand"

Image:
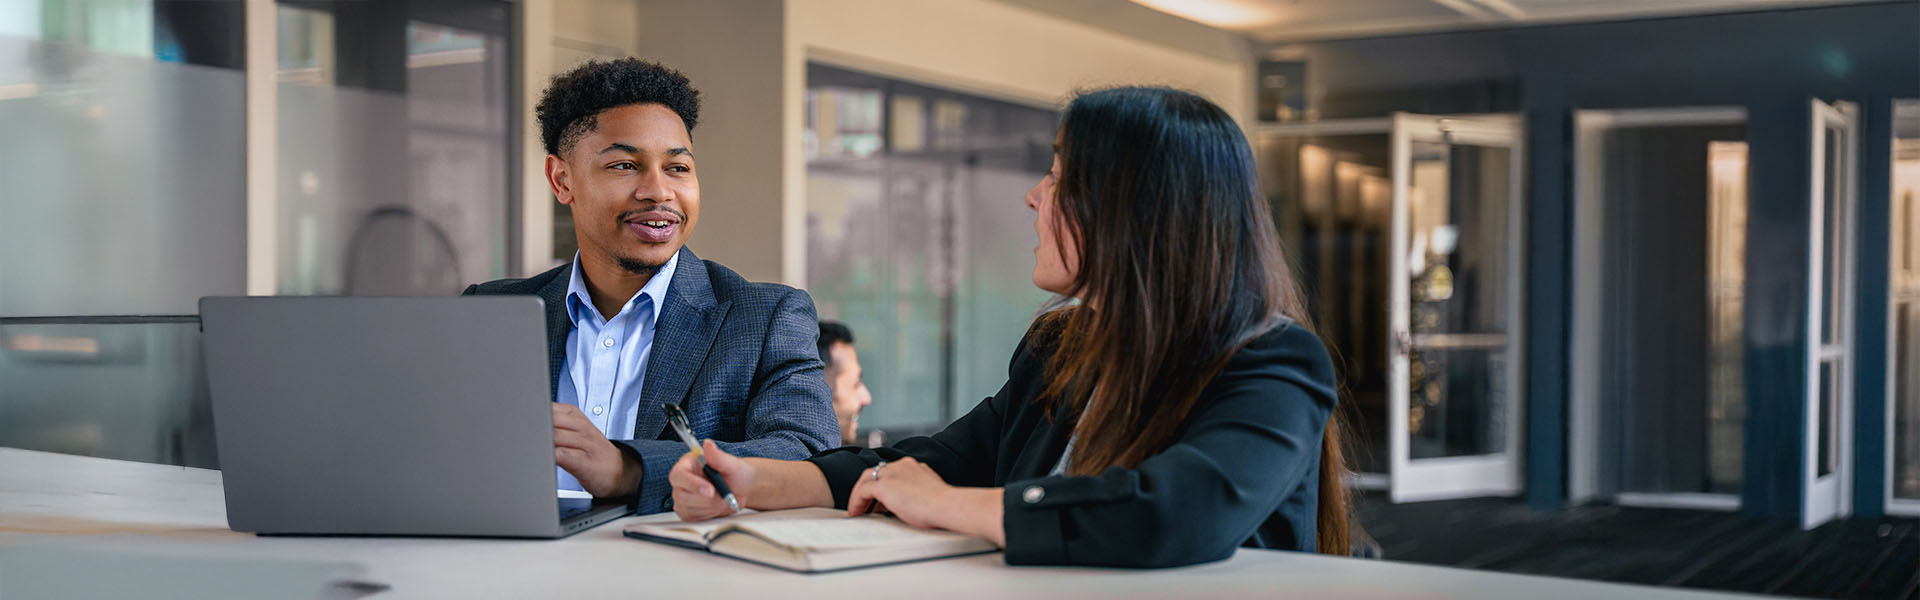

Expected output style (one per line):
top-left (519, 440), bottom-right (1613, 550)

top-left (669, 439), bottom-right (754, 521)
top-left (552, 403), bottom-right (641, 498)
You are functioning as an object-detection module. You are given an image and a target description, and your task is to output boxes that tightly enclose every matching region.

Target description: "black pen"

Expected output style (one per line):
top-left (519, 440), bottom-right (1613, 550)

top-left (662, 403), bottom-right (739, 514)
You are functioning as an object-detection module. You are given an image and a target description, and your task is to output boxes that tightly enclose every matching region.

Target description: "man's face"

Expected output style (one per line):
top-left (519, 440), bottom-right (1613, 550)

top-left (547, 103), bottom-right (700, 272)
top-left (826, 342), bottom-right (871, 445)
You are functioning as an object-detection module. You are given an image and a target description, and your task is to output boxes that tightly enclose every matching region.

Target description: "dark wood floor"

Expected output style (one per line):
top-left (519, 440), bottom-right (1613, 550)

top-left (1354, 494), bottom-right (1920, 599)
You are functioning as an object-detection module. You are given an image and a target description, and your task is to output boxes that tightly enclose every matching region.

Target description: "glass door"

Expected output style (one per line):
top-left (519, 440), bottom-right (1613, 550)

top-left (1889, 99), bottom-right (1920, 517)
top-left (1803, 100), bottom-right (1859, 528)
top-left (1254, 119), bottom-right (1401, 487)
top-left (1387, 113), bottom-right (1526, 502)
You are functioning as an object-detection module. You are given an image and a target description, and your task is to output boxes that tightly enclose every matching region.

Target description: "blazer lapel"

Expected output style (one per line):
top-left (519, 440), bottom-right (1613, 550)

top-left (632, 247), bottom-right (730, 440)
top-left (536, 266), bottom-right (572, 402)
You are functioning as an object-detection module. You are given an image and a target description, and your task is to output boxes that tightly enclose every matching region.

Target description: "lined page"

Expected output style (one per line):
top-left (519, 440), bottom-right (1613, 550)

top-left (626, 507), bottom-right (848, 541)
top-left (738, 515), bottom-right (977, 550)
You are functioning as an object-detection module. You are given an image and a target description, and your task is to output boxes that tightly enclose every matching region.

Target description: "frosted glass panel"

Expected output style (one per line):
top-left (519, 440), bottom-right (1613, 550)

top-left (0, 34), bottom-right (246, 316)
top-left (0, 2), bottom-right (512, 468)
top-left (806, 161), bottom-right (947, 431)
top-left (275, 10), bottom-right (511, 296)
top-left (0, 321), bottom-right (217, 468)
top-left (951, 166), bottom-right (1053, 419)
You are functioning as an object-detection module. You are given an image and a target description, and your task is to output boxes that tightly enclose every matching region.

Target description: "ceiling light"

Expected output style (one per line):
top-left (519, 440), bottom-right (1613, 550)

top-left (1129, 0), bottom-right (1289, 30)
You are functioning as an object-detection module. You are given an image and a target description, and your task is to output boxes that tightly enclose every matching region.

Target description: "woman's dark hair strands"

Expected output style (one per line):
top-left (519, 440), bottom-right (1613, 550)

top-left (1035, 86), bottom-right (1353, 556)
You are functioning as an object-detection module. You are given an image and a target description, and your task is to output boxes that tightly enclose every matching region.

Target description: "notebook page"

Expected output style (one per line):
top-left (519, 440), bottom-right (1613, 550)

top-left (625, 507), bottom-right (848, 543)
top-left (736, 515), bottom-right (977, 551)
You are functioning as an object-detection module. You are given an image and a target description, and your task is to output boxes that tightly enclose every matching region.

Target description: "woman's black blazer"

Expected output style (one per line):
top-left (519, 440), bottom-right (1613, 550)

top-left (808, 317), bottom-right (1339, 568)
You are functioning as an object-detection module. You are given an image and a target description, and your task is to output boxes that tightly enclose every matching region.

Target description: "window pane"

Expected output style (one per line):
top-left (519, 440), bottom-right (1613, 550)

top-left (274, 3), bottom-right (512, 297)
top-left (1408, 347), bottom-right (1508, 459)
top-left (1707, 141), bottom-right (1749, 492)
top-left (1897, 306), bottom-right (1918, 498)
top-left (1406, 142), bottom-right (1514, 459)
top-left (1822, 125), bottom-right (1844, 346)
top-left (804, 64), bottom-right (1054, 437)
top-left (0, 15), bottom-right (246, 316)
top-left (1416, 144), bottom-right (1510, 336)
top-left (1818, 360), bottom-right (1835, 478)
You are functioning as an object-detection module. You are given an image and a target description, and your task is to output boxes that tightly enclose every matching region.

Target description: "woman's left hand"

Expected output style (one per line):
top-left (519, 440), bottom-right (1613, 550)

top-left (846, 457), bottom-right (1006, 546)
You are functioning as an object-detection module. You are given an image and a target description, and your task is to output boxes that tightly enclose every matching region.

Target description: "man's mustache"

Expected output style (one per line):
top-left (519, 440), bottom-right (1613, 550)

top-left (619, 205), bottom-right (686, 222)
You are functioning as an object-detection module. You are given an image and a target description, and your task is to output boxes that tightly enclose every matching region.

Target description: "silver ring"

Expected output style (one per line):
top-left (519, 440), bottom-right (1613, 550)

top-left (871, 460), bottom-right (888, 481)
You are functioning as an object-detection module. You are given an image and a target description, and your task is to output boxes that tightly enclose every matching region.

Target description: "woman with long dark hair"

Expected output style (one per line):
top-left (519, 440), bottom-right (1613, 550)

top-left (668, 86), bottom-right (1349, 567)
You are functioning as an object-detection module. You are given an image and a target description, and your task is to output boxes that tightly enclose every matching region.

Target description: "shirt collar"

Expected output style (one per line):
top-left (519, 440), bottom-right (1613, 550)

top-left (563, 250), bottom-right (679, 327)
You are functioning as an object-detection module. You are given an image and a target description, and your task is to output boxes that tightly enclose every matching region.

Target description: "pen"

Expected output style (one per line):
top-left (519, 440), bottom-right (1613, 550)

top-left (661, 403), bottom-right (739, 514)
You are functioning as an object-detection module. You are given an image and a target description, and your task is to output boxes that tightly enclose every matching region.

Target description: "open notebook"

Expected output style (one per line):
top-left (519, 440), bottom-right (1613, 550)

top-left (622, 507), bottom-right (999, 573)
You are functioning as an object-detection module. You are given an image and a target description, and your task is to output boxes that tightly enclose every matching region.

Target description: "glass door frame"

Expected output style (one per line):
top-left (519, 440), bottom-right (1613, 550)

top-left (1253, 114), bottom-right (1527, 499)
top-left (1568, 106), bottom-right (1749, 511)
top-left (1804, 99), bottom-right (1859, 529)
top-left (1255, 116), bottom-right (1396, 491)
top-left (1386, 112), bottom-right (1527, 502)
top-left (1888, 99), bottom-right (1920, 518)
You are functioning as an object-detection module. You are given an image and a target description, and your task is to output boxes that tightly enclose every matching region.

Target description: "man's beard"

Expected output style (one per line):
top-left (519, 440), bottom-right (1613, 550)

top-left (616, 256), bottom-right (665, 277)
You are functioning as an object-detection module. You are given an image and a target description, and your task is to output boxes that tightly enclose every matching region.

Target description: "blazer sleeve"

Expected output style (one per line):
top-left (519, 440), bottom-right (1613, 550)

top-left (618, 288), bottom-right (841, 511)
top-left (999, 324), bottom-right (1337, 568)
top-left (807, 326), bottom-right (1047, 505)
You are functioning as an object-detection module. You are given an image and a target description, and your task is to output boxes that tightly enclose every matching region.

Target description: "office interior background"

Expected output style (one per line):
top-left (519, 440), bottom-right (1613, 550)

top-left (0, 0), bottom-right (1915, 595)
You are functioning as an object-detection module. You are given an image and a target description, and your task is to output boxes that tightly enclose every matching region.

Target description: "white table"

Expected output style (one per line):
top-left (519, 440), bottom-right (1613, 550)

top-left (0, 448), bottom-right (1768, 599)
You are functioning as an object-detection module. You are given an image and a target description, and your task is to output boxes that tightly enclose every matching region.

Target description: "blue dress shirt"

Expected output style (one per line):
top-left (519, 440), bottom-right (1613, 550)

top-left (555, 251), bottom-right (678, 492)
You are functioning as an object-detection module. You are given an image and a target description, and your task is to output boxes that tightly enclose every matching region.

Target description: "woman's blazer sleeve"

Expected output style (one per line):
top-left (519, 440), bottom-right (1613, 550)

top-left (999, 323), bottom-right (1337, 567)
top-left (808, 324), bottom-right (1048, 505)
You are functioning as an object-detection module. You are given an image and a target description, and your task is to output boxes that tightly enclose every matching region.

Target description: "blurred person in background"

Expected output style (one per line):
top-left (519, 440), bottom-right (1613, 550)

top-left (817, 321), bottom-right (872, 446)
top-left (668, 86), bottom-right (1351, 568)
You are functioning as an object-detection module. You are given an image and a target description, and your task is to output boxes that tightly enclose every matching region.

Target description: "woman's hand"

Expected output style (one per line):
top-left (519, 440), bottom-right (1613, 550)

top-left (668, 440), bottom-right (754, 521)
top-left (846, 457), bottom-right (1006, 546)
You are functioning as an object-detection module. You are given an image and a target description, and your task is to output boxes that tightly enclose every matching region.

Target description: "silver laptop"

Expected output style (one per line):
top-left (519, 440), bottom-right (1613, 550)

top-left (199, 296), bottom-right (631, 538)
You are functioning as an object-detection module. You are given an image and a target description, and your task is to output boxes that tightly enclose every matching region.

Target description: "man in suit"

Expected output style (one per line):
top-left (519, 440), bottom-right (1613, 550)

top-left (464, 58), bottom-right (837, 515)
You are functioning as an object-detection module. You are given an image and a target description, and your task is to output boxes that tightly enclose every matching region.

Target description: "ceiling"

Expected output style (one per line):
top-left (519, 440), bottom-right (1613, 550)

top-left (1128, 0), bottom-right (1894, 42)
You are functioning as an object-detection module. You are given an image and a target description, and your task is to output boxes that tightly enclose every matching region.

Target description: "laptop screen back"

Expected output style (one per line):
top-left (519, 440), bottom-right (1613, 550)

top-left (201, 296), bottom-right (563, 537)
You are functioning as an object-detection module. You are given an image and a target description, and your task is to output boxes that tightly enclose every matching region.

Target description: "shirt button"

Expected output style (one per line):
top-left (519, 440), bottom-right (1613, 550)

top-left (592, 406), bottom-right (604, 416)
top-left (1022, 486), bottom-right (1045, 504)
top-left (603, 338), bottom-right (615, 348)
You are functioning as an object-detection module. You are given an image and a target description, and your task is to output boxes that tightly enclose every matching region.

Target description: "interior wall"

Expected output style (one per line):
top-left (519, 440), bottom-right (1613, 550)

top-left (625, 0), bottom-right (788, 283)
top-left (552, 0), bottom-right (642, 59)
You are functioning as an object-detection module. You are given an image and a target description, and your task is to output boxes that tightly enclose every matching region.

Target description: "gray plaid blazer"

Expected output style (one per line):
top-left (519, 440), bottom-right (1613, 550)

top-left (462, 246), bottom-right (838, 514)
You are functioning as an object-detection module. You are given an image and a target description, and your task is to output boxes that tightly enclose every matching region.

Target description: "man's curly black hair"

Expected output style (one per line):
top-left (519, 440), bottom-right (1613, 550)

top-left (536, 58), bottom-right (701, 157)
